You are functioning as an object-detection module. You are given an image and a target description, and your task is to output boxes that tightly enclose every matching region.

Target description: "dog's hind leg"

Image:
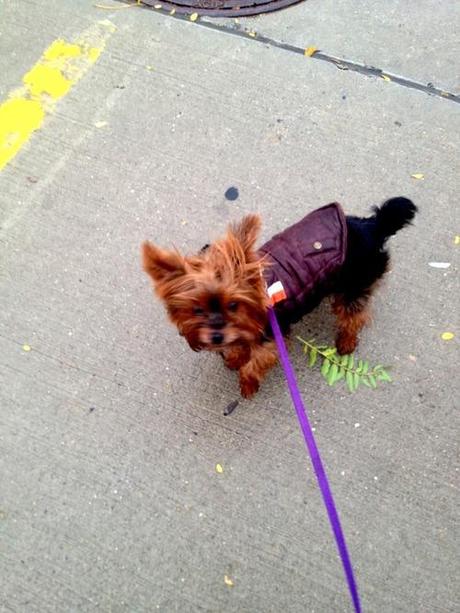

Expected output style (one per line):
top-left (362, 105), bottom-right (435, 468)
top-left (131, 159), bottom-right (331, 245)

top-left (332, 293), bottom-right (372, 355)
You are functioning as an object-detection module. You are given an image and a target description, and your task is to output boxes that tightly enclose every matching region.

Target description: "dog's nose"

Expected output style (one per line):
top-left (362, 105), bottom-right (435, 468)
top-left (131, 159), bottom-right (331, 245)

top-left (211, 332), bottom-right (224, 345)
top-left (209, 313), bottom-right (225, 329)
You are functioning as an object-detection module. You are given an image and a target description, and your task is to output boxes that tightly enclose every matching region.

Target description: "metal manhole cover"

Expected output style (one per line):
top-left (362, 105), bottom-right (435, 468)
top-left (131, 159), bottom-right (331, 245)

top-left (141, 0), bottom-right (304, 17)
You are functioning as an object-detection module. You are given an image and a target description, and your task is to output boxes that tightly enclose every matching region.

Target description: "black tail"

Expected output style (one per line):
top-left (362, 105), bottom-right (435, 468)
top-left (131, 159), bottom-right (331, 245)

top-left (372, 197), bottom-right (417, 241)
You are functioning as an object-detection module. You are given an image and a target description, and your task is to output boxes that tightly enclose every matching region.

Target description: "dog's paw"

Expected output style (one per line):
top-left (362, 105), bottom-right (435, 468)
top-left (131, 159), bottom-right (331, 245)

top-left (239, 376), bottom-right (259, 399)
top-left (336, 332), bottom-right (358, 355)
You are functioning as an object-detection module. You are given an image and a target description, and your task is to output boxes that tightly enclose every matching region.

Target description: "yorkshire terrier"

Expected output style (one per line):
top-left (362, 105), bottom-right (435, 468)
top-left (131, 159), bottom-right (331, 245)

top-left (142, 197), bottom-right (417, 398)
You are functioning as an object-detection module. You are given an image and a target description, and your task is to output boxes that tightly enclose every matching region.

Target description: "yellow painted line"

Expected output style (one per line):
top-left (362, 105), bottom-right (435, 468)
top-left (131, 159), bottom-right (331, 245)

top-left (0, 19), bottom-right (116, 172)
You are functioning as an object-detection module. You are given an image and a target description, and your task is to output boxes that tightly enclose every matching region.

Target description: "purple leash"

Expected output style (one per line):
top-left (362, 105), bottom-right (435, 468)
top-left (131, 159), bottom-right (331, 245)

top-left (268, 307), bottom-right (362, 613)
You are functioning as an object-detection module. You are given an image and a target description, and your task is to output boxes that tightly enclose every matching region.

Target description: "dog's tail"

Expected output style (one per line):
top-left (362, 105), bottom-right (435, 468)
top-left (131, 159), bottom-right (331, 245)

top-left (372, 197), bottom-right (417, 242)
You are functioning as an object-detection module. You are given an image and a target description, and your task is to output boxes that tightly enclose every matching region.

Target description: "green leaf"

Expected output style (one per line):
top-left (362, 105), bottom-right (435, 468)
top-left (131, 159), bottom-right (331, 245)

top-left (377, 369), bottom-right (392, 382)
top-left (369, 375), bottom-right (377, 388)
top-left (321, 358), bottom-right (331, 378)
top-left (356, 359), bottom-right (364, 375)
top-left (353, 373), bottom-right (360, 389)
top-left (346, 371), bottom-right (354, 392)
top-left (340, 354), bottom-right (349, 368)
top-left (308, 348), bottom-right (318, 368)
top-left (362, 361), bottom-right (369, 374)
top-left (336, 366), bottom-right (346, 381)
top-left (348, 354), bottom-right (354, 369)
top-left (328, 363), bottom-right (339, 386)
top-left (323, 347), bottom-right (337, 358)
top-left (303, 344), bottom-right (309, 355)
top-left (362, 378), bottom-right (371, 387)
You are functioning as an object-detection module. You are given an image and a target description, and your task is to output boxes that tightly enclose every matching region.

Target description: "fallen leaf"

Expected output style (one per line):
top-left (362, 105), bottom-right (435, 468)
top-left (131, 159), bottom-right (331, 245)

top-left (248, 30), bottom-right (256, 37)
top-left (381, 74), bottom-right (391, 82)
top-left (215, 463), bottom-right (224, 473)
top-left (224, 575), bottom-right (234, 587)
top-left (146, 65), bottom-right (154, 71)
top-left (154, 3), bottom-right (162, 7)
top-left (234, 18), bottom-right (239, 24)
top-left (441, 332), bottom-right (454, 341)
top-left (22, 344), bottom-right (31, 352)
top-left (94, 121), bottom-right (108, 128)
top-left (408, 354), bottom-right (417, 362)
top-left (411, 173), bottom-right (424, 180)
top-left (304, 46), bottom-right (317, 57)
top-left (170, 7), bottom-right (176, 14)
top-left (454, 235), bottom-right (460, 245)
top-left (189, 12), bottom-right (198, 21)
top-left (428, 262), bottom-right (451, 269)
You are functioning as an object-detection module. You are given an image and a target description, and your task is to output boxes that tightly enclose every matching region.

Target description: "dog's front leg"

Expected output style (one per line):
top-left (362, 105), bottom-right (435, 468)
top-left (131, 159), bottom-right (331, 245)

top-left (238, 341), bottom-right (278, 398)
top-left (221, 344), bottom-right (251, 370)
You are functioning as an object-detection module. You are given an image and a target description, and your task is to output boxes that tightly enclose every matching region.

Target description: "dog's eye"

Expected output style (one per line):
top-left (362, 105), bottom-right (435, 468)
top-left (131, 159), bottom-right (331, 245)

top-left (193, 306), bottom-right (204, 315)
top-left (227, 302), bottom-right (238, 312)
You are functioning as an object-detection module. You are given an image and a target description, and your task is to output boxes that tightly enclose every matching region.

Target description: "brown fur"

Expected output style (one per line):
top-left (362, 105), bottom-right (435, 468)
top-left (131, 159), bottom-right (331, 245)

top-left (332, 295), bottom-right (372, 355)
top-left (142, 215), bottom-right (357, 398)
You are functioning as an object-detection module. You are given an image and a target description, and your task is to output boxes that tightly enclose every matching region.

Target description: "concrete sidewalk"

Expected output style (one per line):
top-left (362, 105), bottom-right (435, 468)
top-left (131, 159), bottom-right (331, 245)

top-left (0, 1), bottom-right (458, 611)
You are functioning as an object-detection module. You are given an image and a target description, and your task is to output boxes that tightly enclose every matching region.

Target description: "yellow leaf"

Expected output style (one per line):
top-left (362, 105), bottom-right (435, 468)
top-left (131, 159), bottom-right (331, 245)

top-left (304, 46), bottom-right (317, 57)
top-left (248, 31), bottom-right (256, 38)
top-left (22, 344), bottom-right (31, 352)
top-left (411, 173), bottom-right (424, 180)
top-left (454, 235), bottom-right (460, 245)
top-left (224, 575), bottom-right (234, 587)
top-left (154, 3), bottom-right (162, 8)
top-left (94, 120), bottom-right (107, 128)
top-left (441, 332), bottom-right (454, 341)
top-left (189, 12), bottom-right (198, 21)
top-left (146, 65), bottom-right (154, 71)
top-left (215, 463), bottom-right (223, 473)
top-left (170, 8), bottom-right (176, 14)
top-left (381, 74), bottom-right (391, 82)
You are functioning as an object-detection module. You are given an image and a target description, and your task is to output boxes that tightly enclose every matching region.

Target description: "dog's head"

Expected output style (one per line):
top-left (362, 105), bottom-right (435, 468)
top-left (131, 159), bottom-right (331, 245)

top-left (142, 215), bottom-right (269, 351)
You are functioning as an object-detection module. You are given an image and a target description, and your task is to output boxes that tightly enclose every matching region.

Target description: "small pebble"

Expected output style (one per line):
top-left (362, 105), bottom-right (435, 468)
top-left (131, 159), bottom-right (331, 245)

top-left (216, 463), bottom-right (224, 474)
top-left (224, 186), bottom-right (239, 201)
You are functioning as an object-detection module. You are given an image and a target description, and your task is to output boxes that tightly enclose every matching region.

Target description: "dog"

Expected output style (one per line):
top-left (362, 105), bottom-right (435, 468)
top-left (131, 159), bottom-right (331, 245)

top-left (142, 197), bottom-right (417, 398)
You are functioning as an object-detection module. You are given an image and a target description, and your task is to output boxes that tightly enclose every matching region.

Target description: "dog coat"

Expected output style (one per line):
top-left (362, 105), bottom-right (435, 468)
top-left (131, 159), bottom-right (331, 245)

top-left (259, 203), bottom-right (348, 327)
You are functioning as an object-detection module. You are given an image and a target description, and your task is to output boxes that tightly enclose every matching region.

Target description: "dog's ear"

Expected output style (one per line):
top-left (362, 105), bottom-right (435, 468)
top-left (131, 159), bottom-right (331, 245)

top-left (230, 214), bottom-right (261, 256)
top-left (142, 241), bottom-right (185, 283)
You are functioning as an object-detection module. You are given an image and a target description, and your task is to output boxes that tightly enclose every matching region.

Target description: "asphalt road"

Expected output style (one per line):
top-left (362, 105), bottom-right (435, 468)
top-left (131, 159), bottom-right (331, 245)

top-left (1, 1), bottom-right (458, 611)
